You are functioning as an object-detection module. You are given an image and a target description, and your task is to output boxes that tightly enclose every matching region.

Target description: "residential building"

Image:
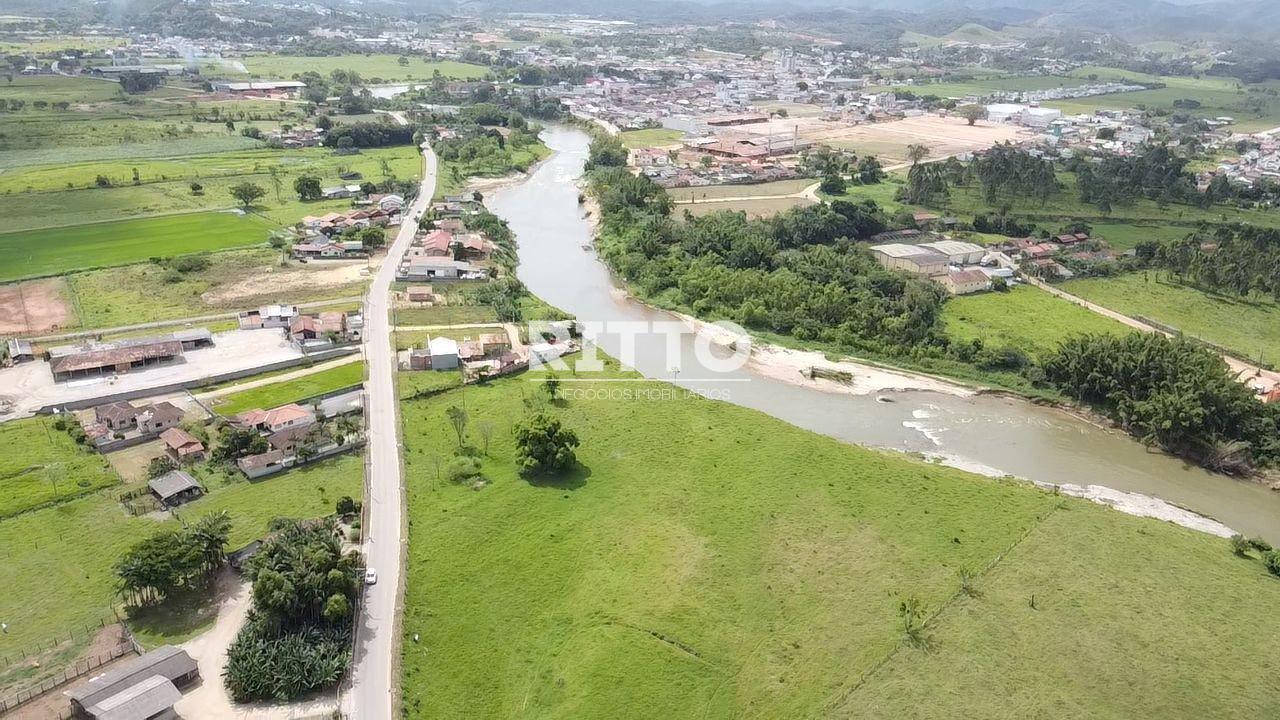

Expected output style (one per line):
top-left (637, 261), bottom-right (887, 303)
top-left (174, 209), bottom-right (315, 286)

top-left (160, 427), bottom-right (205, 463)
top-left (238, 305), bottom-right (299, 330)
top-left (235, 404), bottom-right (316, 433)
top-left (940, 269), bottom-right (992, 295)
top-left (135, 402), bottom-right (184, 434)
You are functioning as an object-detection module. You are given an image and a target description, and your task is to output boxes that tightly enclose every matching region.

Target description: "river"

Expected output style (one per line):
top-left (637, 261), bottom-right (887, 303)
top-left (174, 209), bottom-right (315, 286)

top-left (485, 125), bottom-right (1280, 542)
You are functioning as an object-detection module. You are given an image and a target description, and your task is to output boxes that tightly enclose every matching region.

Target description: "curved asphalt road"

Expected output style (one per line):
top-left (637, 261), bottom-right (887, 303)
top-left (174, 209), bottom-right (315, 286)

top-left (344, 138), bottom-right (436, 719)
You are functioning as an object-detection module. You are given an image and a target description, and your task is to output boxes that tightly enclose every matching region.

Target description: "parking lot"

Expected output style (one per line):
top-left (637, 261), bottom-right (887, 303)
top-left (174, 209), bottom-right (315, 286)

top-left (0, 329), bottom-right (307, 420)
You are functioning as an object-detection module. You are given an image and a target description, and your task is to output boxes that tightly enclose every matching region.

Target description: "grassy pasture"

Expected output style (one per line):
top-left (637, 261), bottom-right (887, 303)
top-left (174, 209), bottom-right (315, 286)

top-left (212, 361), bottom-right (366, 416)
top-left (1063, 273), bottom-right (1280, 365)
top-left (669, 179), bottom-right (814, 202)
top-left (235, 55), bottom-right (489, 82)
top-left (0, 418), bottom-right (120, 519)
top-left (618, 128), bottom-right (685, 149)
top-left (0, 454), bottom-right (361, 653)
top-left (2, 144), bottom-right (421, 233)
top-left (678, 196), bottom-right (815, 219)
top-left (942, 284), bottom-right (1133, 357)
top-left (0, 211), bottom-right (273, 282)
top-left (1089, 221), bottom-right (1196, 251)
top-left (398, 358), bottom-right (1280, 719)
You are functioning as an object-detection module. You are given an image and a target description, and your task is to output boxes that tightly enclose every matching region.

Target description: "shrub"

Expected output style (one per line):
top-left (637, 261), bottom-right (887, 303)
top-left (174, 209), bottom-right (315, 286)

top-left (1265, 550), bottom-right (1280, 578)
top-left (1248, 537), bottom-right (1273, 553)
top-left (444, 456), bottom-right (482, 484)
top-left (1229, 534), bottom-right (1251, 557)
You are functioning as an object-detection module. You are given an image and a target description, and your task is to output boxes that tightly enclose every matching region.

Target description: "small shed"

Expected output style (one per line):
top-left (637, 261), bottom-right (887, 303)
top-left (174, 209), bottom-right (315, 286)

top-left (6, 338), bottom-right (34, 363)
top-left (148, 470), bottom-right (204, 507)
top-left (428, 337), bottom-right (459, 370)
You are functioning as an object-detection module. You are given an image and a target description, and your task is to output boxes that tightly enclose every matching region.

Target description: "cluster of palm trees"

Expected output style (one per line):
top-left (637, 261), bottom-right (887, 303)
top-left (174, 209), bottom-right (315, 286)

top-left (115, 511), bottom-right (232, 606)
top-left (223, 518), bottom-right (363, 701)
top-left (1043, 333), bottom-right (1279, 473)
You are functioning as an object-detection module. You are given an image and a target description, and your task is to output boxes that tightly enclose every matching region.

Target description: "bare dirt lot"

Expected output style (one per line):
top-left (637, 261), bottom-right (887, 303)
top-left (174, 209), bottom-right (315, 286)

top-left (734, 114), bottom-right (1027, 165)
top-left (201, 258), bottom-right (373, 306)
top-left (0, 278), bottom-right (76, 335)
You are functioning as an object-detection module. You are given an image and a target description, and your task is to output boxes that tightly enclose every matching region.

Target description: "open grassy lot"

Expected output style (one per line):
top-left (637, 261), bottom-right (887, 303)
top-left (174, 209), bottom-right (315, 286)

top-left (1063, 273), bottom-right (1280, 365)
top-left (0, 454), bottom-right (361, 654)
top-left (66, 248), bottom-right (369, 329)
top-left (3, 144), bottom-right (421, 233)
top-left (669, 178), bottom-right (815, 202)
top-left (393, 292), bottom-right (566, 328)
top-left (434, 142), bottom-right (552, 198)
top-left (212, 361), bottom-right (366, 416)
top-left (679, 196), bottom-right (815, 219)
top-left (618, 128), bottom-right (685, 149)
top-left (943, 285), bottom-right (1133, 357)
top-left (1042, 67), bottom-right (1280, 132)
top-left (1089, 221), bottom-right (1196, 251)
top-left (0, 74), bottom-right (125, 105)
top-left (236, 55), bottom-right (489, 82)
top-left (0, 211), bottom-right (273, 282)
top-left (393, 325), bottom-right (499, 351)
top-left (867, 73), bottom-right (1090, 99)
top-left (399, 359), bottom-right (1280, 719)
top-left (0, 418), bottom-right (120, 519)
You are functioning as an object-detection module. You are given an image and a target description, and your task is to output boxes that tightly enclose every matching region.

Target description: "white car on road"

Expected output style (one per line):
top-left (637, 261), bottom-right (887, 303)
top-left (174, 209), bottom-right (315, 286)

top-left (364, 568), bottom-right (378, 585)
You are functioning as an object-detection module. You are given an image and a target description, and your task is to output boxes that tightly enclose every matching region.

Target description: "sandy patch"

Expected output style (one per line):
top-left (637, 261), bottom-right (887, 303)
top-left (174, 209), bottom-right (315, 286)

top-left (731, 114), bottom-right (1025, 165)
top-left (201, 260), bottom-right (372, 305)
top-left (0, 278), bottom-right (76, 335)
top-left (747, 344), bottom-right (976, 397)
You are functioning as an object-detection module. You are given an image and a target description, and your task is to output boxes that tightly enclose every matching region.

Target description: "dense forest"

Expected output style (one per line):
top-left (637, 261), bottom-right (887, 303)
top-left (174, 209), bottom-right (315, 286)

top-left (590, 165), bottom-right (959, 352)
top-left (1044, 333), bottom-right (1280, 472)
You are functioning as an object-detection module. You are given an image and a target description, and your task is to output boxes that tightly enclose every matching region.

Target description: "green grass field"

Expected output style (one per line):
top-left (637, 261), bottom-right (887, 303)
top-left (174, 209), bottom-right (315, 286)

top-left (943, 285), bottom-right (1133, 357)
top-left (398, 359), bottom-right (1280, 719)
top-left (2, 144), bottom-right (422, 233)
top-left (0, 453), bottom-right (361, 653)
top-left (0, 418), bottom-right (120, 519)
top-left (236, 55), bottom-right (490, 82)
top-left (1063, 273), bottom-right (1280, 365)
top-left (1047, 67), bottom-right (1280, 132)
top-left (0, 211), bottom-right (273, 282)
top-left (1089, 221), bottom-right (1197, 251)
top-left (669, 179), bottom-right (815, 202)
top-left (680, 197), bottom-right (815, 219)
top-left (212, 361), bottom-right (366, 416)
top-left (618, 128), bottom-right (685, 149)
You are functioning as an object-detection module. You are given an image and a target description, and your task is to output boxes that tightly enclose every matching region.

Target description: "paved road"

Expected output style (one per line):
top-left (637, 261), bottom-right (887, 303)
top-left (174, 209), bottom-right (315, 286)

top-left (344, 141), bottom-right (436, 719)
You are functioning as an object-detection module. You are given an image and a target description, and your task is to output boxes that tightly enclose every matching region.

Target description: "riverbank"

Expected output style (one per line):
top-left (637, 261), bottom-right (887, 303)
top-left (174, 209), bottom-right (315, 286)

top-left (496, 124), bottom-right (1280, 544)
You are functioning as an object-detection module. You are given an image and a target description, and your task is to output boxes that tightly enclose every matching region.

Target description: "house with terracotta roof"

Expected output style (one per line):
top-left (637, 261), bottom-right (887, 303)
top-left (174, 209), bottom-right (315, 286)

top-left (160, 427), bottom-right (206, 464)
top-left (235, 404), bottom-right (316, 434)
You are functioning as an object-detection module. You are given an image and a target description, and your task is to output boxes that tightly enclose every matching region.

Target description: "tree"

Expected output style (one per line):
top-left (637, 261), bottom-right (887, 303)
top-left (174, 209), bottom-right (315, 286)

top-left (445, 405), bottom-right (469, 448)
top-left (212, 426), bottom-right (268, 463)
top-left (189, 181), bottom-right (203, 195)
top-left (856, 155), bottom-right (885, 184)
top-left (335, 496), bottom-right (357, 516)
top-left (586, 134), bottom-right (628, 169)
top-left (294, 174), bottom-right (322, 201)
top-left (146, 455), bottom-right (178, 479)
top-left (819, 173), bottom-right (846, 195)
top-left (267, 166), bottom-right (283, 202)
top-left (957, 104), bottom-right (987, 126)
top-left (512, 413), bottom-right (580, 476)
top-left (906, 144), bottom-right (930, 166)
top-left (230, 182), bottom-right (266, 209)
